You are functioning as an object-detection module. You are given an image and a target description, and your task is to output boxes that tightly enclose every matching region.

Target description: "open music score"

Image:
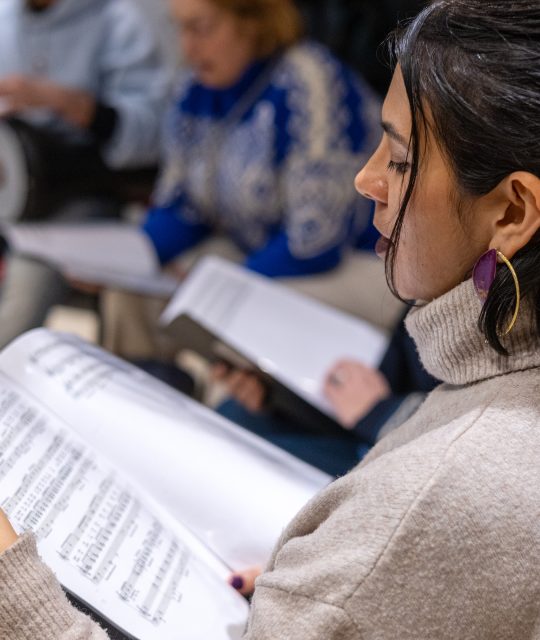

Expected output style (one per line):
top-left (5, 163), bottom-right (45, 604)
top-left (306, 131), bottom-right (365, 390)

top-left (0, 329), bottom-right (329, 639)
top-left (0, 387), bottom-right (200, 630)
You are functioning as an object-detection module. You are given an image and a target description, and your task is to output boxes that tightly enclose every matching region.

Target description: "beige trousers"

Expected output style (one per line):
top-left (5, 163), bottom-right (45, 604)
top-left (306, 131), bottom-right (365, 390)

top-left (100, 238), bottom-right (405, 361)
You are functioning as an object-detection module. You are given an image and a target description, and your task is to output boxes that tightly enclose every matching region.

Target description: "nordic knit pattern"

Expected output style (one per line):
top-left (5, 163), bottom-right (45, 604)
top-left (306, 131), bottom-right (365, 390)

top-left (142, 42), bottom-right (380, 275)
top-left (1, 279), bottom-right (540, 639)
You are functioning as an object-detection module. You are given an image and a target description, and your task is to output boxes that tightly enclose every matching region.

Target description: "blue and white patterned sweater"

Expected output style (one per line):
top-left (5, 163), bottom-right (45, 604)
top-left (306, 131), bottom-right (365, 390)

top-left (143, 41), bottom-right (380, 277)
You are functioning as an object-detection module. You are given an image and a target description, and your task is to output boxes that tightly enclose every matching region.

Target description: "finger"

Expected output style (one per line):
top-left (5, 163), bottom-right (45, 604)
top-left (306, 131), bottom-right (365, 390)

top-left (236, 376), bottom-right (264, 406)
top-left (325, 367), bottom-right (350, 388)
top-left (351, 362), bottom-right (371, 376)
top-left (325, 361), bottom-right (343, 380)
top-left (227, 370), bottom-right (249, 396)
top-left (0, 100), bottom-right (19, 116)
top-left (323, 385), bottom-right (342, 405)
top-left (240, 374), bottom-right (268, 413)
top-left (251, 385), bottom-right (266, 411)
top-left (0, 97), bottom-right (14, 116)
top-left (228, 566), bottom-right (262, 596)
top-left (330, 358), bottom-right (355, 371)
top-left (243, 386), bottom-right (266, 413)
top-left (210, 361), bottom-right (230, 381)
top-left (230, 374), bottom-right (263, 411)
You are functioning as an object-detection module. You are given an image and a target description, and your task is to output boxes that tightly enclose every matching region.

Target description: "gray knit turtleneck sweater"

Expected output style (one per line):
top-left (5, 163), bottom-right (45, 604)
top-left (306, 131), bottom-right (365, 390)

top-left (2, 279), bottom-right (540, 639)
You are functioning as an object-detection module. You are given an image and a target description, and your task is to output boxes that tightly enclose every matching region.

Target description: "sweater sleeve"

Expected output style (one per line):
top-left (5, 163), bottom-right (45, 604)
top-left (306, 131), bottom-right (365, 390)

top-left (0, 534), bottom-right (108, 640)
top-left (244, 585), bottom-right (358, 639)
top-left (244, 231), bottom-right (341, 277)
top-left (142, 199), bottom-right (211, 265)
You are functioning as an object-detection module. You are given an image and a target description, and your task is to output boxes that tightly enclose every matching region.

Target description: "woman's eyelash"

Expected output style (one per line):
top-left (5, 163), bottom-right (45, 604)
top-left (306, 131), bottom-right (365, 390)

top-left (387, 160), bottom-right (410, 175)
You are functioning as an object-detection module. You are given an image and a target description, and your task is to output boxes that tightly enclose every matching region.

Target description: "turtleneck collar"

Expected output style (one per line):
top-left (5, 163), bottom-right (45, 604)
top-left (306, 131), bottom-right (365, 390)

top-left (405, 279), bottom-right (540, 386)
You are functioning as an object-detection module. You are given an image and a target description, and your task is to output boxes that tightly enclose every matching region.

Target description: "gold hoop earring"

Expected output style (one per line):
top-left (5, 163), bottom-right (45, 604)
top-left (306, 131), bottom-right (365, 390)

top-left (496, 251), bottom-right (521, 335)
top-left (473, 248), bottom-right (521, 336)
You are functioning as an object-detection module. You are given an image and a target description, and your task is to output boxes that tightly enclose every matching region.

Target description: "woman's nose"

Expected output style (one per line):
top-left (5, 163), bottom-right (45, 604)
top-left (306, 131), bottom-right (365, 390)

top-left (355, 165), bottom-right (388, 206)
top-left (354, 140), bottom-right (388, 205)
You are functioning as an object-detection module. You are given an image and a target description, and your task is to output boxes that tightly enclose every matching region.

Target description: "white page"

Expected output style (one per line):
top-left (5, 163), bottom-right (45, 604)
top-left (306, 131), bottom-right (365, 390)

top-left (0, 372), bottom-right (248, 640)
top-left (1, 330), bottom-right (330, 571)
top-left (3, 223), bottom-right (179, 296)
top-left (161, 256), bottom-right (389, 417)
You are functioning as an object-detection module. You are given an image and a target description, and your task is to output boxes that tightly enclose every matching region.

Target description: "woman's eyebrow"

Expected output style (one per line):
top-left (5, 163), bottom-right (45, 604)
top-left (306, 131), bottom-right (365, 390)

top-left (382, 121), bottom-right (409, 148)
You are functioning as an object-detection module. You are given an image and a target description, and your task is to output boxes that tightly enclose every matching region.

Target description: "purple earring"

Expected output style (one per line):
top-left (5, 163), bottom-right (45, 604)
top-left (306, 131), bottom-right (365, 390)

top-left (473, 248), bottom-right (497, 301)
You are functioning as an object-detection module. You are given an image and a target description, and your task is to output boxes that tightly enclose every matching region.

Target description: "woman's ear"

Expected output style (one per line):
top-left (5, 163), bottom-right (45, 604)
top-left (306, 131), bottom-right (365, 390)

top-left (489, 172), bottom-right (540, 258)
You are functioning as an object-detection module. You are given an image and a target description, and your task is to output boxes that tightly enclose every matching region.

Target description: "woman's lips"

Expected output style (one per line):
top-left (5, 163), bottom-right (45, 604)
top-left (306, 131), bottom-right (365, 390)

top-left (375, 235), bottom-right (391, 259)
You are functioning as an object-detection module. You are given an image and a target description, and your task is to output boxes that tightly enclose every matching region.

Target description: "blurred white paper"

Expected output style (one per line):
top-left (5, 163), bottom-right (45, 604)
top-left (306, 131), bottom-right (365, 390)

top-left (4, 222), bottom-right (179, 296)
top-left (161, 256), bottom-right (389, 418)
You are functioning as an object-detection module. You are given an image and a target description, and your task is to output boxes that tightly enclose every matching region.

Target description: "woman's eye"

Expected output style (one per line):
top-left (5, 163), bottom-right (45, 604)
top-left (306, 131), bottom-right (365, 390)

top-left (387, 160), bottom-right (410, 175)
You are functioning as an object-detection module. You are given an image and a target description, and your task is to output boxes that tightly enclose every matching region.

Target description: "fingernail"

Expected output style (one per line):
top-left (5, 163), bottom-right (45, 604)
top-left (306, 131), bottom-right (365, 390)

top-left (230, 575), bottom-right (244, 591)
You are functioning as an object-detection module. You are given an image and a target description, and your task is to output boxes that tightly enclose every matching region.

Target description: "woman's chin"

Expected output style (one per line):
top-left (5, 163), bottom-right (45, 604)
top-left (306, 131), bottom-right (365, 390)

top-left (392, 277), bottom-right (424, 304)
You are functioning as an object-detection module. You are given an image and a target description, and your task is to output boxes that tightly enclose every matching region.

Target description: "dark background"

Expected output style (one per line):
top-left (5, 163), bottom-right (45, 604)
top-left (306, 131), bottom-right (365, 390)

top-left (296, 0), bottom-right (426, 95)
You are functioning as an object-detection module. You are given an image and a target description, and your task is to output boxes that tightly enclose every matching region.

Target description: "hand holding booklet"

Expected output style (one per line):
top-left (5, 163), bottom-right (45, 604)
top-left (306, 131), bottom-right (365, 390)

top-left (0, 329), bottom-right (330, 639)
top-left (161, 256), bottom-right (389, 427)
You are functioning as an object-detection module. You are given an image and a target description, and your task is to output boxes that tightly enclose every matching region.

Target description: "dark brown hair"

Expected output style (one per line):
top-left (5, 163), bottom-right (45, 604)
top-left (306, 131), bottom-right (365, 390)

top-left (388, 0), bottom-right (540, 354)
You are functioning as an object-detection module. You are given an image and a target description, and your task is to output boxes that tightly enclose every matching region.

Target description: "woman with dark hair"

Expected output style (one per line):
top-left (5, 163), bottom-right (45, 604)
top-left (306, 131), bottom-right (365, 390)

top-left (2, 0), bottom-right (540, 637)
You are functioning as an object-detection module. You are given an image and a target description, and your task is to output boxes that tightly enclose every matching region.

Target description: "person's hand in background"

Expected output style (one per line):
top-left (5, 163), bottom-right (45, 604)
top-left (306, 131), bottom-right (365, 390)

top-left (0, 75), bottom-right (96, 129)
top-left (324, 360), bottom-right (390, 429)
top-left (211, 362), bottom-right (268, 413)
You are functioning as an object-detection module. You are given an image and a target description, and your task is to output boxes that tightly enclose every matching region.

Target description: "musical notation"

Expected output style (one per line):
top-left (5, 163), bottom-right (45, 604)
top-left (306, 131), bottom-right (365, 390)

top-left (0, 386), bottom-right (193, 630)
top-left (0, 332), bottom-right (255, 639)
top-left (152, 546), bottom-right (190, 625)
top-left (28, 338), bottom-right (130, 401)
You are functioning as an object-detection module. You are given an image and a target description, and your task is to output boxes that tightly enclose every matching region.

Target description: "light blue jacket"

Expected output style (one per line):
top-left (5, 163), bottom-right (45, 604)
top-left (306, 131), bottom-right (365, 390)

top-left (0, 0), bottom-right (173, 168)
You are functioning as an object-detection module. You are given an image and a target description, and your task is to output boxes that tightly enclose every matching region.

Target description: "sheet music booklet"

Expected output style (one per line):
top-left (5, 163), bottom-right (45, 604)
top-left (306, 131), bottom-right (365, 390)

top-left (0, 329), bottom-right (329, 639)
top-left (3, 223), bottom-right (179, 297)
top-left (161, 257), bottom-right (389, 433)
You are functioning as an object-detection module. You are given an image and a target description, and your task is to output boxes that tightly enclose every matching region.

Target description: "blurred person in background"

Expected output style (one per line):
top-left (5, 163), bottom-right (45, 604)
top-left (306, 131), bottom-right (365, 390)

top-left (215, 312), bottom-right (438, 477)
top-left (100, 0), bottom-right (398, 362)
top-left (2, 2), bottom-right (540, 636)
top-left (0, 0), bottom-right (173, 348)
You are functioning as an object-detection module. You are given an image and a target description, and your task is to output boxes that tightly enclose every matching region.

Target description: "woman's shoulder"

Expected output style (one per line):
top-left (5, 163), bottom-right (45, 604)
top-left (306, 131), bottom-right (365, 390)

top-left (273, 40), bottom-right (358, 89)
top-left (366, 364), bottom-right (540, 461)
top-left (355, 368), bottom-right (540, 538)
top-left (257, 371), bottom-right (540, 628)
top-left (270, 40), bottom-right (380, 127)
